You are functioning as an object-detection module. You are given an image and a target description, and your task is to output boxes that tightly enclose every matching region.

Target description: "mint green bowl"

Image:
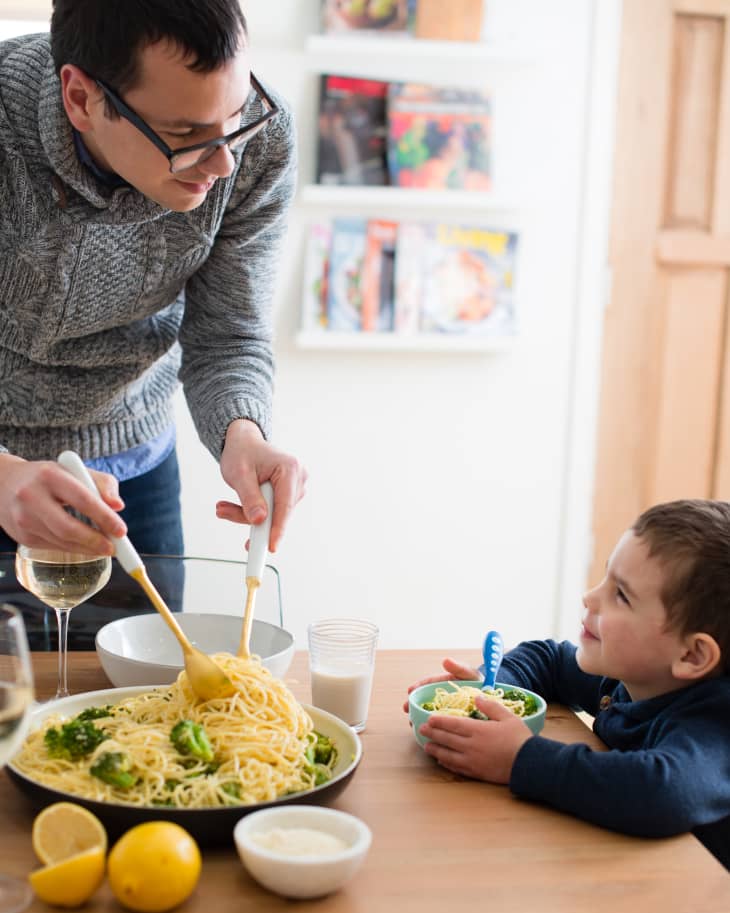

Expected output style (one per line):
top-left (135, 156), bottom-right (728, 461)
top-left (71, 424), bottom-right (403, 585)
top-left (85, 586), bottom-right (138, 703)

top-left (408, 681), bottom-right (547, 748)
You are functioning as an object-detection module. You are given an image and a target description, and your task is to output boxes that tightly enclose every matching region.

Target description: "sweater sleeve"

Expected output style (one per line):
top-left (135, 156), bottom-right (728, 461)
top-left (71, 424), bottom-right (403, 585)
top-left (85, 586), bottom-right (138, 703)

top-left (178, 93), bottom-right (298, 459)
top-left (497, 639), bottom-right (606, 715)
top-left (510, 707), bottom-right (730, 836)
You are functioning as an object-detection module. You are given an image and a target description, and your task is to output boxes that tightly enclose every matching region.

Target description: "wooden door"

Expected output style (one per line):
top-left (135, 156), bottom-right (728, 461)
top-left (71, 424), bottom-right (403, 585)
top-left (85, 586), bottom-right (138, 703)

top-left (590, 0), bottom-right (730, 582)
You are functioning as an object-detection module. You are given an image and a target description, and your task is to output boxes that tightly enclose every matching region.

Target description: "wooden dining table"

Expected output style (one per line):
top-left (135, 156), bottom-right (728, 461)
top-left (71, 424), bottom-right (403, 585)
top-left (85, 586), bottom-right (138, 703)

top-left (2, 649), bottom-right (728, 913)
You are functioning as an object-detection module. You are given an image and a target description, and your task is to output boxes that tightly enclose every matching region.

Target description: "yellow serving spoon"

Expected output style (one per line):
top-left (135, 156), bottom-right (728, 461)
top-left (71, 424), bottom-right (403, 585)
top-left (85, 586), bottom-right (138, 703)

top-left (57, 451), bottom-right (234, 702)
top-left (237, 481), bottom-right (274, 658)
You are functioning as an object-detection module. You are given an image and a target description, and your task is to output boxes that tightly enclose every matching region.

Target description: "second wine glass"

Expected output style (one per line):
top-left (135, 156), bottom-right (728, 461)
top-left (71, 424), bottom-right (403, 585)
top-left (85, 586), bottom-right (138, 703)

top-left (0, 603), bottom-right (34, 913)
top-left (15, 547), bottom-right (111, 699)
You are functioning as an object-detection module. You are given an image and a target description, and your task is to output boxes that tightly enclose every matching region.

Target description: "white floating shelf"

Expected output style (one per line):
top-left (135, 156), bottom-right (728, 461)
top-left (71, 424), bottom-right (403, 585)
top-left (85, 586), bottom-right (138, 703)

top-left (305, 34), bottom-right (535, 65)
top-left (295, 331), bottom-right (516, 353)
top-left (300, 185), bottom-right (521, 213)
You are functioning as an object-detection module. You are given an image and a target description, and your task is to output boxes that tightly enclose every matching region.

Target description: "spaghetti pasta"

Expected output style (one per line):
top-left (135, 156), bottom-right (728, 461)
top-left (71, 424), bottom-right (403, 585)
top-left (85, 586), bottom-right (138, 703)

top-left (13, 654), bottom-right (338, 808)
top-left (421, 683), bottom-right (537, 719)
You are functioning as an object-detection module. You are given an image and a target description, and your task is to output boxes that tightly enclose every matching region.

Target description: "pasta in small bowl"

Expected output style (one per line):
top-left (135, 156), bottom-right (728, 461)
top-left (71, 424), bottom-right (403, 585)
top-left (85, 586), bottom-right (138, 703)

top-left (408, 680), bottom-right (546, 748)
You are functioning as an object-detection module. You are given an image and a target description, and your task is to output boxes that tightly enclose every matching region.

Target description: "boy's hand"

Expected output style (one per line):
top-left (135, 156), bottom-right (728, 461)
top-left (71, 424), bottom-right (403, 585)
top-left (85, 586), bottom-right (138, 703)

top-left (402, 657), bottom-right (480, 712)
top-left (419, 696), bottom-right (532, 784)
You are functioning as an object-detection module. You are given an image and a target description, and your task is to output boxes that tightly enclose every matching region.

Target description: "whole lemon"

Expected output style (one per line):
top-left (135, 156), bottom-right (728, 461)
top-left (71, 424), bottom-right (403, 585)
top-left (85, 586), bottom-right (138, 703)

top-left (107, 821), bottom-right (201, 913)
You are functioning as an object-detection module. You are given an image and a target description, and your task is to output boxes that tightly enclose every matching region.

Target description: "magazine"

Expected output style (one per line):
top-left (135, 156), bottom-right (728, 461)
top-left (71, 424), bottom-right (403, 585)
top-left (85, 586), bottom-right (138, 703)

top-left (394, 222), bottom-right (518, 335)
top-left (321, 0), bottom-right (413, 35)
top-left (393, 221), bottom-right (429, 333)
top-left (387, 82), bottom-right (492, 191)
top-left (302, 222), bottom-right (333, 332)
top-left (362, 220), bottom-right (398, 331)
top-left (326, 218), bottom-right (368, 331)
top-left (317, 75), bottom-right (390, 186)
top-left (414, 224), bottom-right (519, 335)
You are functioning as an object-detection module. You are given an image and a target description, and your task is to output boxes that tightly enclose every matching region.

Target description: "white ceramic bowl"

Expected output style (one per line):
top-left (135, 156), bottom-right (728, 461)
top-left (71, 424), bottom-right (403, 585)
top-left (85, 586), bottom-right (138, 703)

top-left (95, 613), bottom-right (294, 686)
top-left (233, 805), bottom-right (371, 899)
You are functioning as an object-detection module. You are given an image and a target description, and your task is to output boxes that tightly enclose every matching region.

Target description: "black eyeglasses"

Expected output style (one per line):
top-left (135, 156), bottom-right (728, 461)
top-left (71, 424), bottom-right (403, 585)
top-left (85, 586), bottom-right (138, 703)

top-left (94, 72), bottom-right (278, 174)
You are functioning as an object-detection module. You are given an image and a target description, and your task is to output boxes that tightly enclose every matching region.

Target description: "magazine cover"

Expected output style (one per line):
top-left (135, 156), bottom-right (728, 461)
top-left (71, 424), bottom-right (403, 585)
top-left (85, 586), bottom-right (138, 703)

top-left (418, 224), bottom-right (519, 335)
top-left (326, 218), bottom-right (368, 331)
top-left (362, 220), bottom-right (398, 331)
top-left (393, 221), bottom-right (429, 333)
top-left (301, 222), bottom-right (332, 332)
top-left (317, 75), bottom-right (390, 186)
top-left (321, 0), bottom-right (412, 34)
top-left (387, 83), bottom-right (492, 191)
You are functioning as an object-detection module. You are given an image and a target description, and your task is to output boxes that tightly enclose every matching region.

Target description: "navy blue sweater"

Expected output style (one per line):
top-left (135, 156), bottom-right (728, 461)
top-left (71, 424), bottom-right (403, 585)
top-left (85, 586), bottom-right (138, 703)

top-left (498, 640), bottom-right (730, 867)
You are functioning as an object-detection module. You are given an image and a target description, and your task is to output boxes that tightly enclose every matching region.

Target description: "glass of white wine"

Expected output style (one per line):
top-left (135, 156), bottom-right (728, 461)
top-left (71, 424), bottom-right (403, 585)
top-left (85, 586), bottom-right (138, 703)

top-left (15, 547), bottom-right (111, 699)
top-left (0, 604), bottom-right (34, 913)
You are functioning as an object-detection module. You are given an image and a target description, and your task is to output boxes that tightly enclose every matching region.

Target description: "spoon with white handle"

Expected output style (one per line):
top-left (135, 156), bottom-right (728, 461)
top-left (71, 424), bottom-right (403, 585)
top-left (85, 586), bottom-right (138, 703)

top-left (57, 450), bottom-right (234, 701)
top-left (237, 482), bottom-right (274, 659)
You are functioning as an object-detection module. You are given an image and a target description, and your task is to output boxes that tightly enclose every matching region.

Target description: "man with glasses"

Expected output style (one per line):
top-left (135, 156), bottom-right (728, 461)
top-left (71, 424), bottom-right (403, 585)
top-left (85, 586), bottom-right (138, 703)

top-left (0, 0), bottom-right (306, 561)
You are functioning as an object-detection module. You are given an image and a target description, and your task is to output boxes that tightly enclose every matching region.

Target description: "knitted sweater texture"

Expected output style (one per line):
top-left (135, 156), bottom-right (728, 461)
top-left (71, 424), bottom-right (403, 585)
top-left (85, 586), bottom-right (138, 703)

top-left (0, 34), bottom-right (296, 462)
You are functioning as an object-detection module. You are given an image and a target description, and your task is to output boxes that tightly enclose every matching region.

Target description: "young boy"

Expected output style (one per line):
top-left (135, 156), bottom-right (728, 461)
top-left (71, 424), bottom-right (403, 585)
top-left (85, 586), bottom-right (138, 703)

top-left (407, 499), bottom-right (730, 868)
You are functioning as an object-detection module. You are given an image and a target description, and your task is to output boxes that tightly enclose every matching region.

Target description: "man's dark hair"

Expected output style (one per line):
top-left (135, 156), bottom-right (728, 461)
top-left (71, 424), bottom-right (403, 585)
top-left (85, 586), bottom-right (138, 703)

top-left (51, 0), bottom-right (247, 98)
top-left (632, 499), bottom-right (730, 671)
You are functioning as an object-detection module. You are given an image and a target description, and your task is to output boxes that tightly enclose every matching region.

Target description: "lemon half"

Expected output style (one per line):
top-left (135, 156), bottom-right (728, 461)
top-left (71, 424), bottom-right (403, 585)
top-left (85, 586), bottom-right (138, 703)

top-left (29, 846), bottom-right (106, 908)
top-left (32, 801), bottom-right (108, 865)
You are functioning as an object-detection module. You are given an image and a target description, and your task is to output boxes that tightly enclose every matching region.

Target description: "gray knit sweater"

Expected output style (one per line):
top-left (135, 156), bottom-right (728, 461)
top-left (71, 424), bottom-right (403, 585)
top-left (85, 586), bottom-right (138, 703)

top-left (0, 34), bottom-right (296, 462)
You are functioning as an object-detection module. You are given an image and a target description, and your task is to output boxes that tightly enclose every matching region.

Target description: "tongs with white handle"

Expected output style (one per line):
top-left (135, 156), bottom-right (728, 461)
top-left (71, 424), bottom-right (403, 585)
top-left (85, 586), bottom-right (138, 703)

top-left (57, 450), bottom-right (234, 701)
top-left (237, 481), bottom-right (274, 658)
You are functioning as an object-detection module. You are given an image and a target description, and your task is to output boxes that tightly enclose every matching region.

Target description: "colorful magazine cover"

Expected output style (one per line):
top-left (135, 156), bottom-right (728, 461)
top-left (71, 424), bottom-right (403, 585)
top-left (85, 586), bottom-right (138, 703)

top-left (321, 0), bottom-right (413, 34)
top-left (317, 75), bottom-right (390, 186)
top-left (301, 222), bottom-right (332, 332)
top-left (362, 220), bottom-right (398, 331)
top-left (326, 218), bottom-right (368, 331)
top-left (417, 224), bottom-right (519, 335)
top-left (387, 83), bottom-right (492, 191)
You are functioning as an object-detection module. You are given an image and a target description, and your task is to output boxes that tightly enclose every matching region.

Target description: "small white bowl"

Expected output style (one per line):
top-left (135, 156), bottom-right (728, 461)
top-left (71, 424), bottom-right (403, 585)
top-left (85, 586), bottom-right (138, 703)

top-left (95, 613), bottom-right (294, 686)
top-left (233, 805), bottom-right (371, 899)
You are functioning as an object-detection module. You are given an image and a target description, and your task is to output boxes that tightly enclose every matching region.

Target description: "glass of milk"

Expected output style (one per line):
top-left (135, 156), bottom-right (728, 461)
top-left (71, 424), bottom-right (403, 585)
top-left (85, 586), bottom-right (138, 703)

top-left (308, 619), bottom-right (379, 732)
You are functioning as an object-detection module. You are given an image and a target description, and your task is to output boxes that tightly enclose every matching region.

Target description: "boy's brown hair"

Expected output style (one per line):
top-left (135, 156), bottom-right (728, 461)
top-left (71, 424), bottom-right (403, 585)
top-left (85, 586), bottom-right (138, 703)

top-left (632, 499), bottom-right (730, 672)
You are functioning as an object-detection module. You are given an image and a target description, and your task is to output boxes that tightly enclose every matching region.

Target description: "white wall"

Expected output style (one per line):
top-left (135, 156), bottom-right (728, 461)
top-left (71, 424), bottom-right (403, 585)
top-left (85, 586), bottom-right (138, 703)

top-left (1, 1), bottom-right (621, 656)
top-left (176, 0), bottom-right (621, 654)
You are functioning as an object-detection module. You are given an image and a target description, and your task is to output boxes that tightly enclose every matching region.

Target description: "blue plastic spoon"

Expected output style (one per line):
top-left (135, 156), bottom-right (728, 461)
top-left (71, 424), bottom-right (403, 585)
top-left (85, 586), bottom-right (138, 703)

top-left (482, 630), bottom-right (504, 691)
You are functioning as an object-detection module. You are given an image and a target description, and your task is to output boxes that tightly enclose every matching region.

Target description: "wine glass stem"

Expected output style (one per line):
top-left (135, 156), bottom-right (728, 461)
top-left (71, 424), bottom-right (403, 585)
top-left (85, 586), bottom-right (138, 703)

top-left (55, 608), bottom-right (71, 699)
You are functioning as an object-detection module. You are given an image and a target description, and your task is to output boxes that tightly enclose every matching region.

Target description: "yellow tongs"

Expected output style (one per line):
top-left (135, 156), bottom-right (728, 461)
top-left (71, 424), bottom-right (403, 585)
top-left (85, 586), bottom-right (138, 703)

top-left (237, 481), bottom-right (273, 659)
top-left (57, 450), bottom-right (234, 701)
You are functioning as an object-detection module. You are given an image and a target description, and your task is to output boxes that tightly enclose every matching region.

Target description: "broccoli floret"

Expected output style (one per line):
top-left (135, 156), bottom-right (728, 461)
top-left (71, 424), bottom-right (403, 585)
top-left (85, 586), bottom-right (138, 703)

top-left (421, 701), bottom-right (436, 711)
top-left (221, 782), bottom-right (241, 802)
top-left (90, 751), bottom-right (137, 789)
top-left (303, 759), bottom-right (333, 786)
top-left (304, 735), bottom-right (335, 786)
top-left (183, 761), bottom-right (219, 778)
top-left (170, 720), bottom-right (214, 763)
top-left (501, 689), bottom-right (539, 716)
top-left (307, 732), bottom-right (336, 766)
top-left (75, 706), bottom-right (113, 722)
top-left (44, 719), bottom-right (109, 761)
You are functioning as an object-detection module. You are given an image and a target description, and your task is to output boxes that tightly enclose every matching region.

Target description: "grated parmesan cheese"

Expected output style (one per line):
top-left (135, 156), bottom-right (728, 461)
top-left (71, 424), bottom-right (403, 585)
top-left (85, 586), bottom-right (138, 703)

top-left (252, 826), bottom-right (348, 856)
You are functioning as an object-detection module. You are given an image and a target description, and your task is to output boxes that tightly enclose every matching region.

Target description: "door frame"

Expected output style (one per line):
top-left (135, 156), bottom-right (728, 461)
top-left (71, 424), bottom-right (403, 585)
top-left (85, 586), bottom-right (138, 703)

top-left (555, 0), bottom-right (623, 638)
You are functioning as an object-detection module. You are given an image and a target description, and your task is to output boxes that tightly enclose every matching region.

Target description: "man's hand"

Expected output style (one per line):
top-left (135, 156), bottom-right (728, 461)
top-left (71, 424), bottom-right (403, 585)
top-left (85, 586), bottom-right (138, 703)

top-left (420, 696), bottom-right (533, 784)
top-left (402, 657), bottom-right (481, 712)
top-left (0, 454), bottom-right (126, 554)
top-left (216, 419), bottom-right (307, 552)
